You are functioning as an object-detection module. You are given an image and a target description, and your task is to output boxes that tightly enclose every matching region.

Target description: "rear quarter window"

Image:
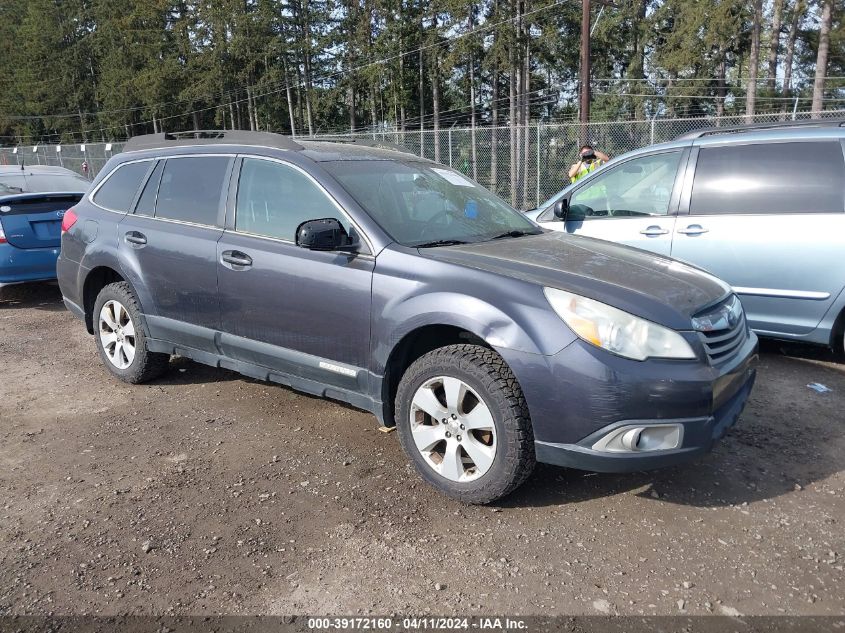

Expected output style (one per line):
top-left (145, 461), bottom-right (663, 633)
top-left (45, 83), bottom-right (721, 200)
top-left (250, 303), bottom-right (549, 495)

top-left (690, 141), bottom-right (845, 215)
top-left (92, 161), bottom-right (153, 212)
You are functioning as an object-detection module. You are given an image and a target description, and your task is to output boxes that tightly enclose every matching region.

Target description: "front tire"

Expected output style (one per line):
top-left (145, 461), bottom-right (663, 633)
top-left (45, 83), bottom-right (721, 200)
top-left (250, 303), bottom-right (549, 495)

top-left (93, 281), bottom-right (169, 384)
top-left (395, 344), bottom-right (535, 504)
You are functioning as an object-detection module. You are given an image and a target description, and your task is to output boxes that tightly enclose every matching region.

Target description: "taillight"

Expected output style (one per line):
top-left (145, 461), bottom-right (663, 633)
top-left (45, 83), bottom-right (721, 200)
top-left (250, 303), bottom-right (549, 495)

top-left (61, 207), bottom-right (78, 233)
top-left (0, 218), bottom-right (6, 244)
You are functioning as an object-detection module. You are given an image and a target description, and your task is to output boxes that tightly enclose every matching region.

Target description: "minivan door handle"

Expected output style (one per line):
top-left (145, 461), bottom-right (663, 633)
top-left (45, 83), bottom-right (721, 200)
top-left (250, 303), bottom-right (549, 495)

top-left (639, 225), bottom-right (669, 236)
top-left (124, 231), bottom-right (147, 246)
top-left (677, 224), bottom-right (709, 236)
top-left (221, 250), bottom-right (253, 269)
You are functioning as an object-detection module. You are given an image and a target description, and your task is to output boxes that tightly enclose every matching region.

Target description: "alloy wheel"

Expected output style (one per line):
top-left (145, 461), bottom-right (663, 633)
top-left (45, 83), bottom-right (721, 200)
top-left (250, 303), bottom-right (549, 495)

top-left (98, 300), bottom-right (136, 370)
top-left (409, 376), bottom-right (497, 482)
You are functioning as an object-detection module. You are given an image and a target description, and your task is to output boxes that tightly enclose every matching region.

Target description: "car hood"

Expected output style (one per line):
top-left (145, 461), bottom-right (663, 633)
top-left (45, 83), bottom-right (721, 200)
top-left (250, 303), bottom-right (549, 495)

top-left (419, 231), bottom-right (731, 330)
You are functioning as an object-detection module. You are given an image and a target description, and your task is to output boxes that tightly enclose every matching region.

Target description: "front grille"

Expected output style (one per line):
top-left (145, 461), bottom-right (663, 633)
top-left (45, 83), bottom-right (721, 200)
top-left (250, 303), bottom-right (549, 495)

top-left (693, 295), bottom-right (749, 365)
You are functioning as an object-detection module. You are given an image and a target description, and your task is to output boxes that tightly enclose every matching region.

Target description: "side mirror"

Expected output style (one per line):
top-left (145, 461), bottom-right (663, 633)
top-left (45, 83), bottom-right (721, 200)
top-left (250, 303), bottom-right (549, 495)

top-left (296, 218), bottom-right (357, 251)
top-left (553, 198), bottom-right (569, 220)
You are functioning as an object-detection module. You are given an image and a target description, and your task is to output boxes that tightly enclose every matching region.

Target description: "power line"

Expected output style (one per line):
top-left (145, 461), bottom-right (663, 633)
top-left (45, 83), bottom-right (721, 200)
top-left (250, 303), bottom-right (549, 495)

top-left (3, 0), bottom-right (574, 131)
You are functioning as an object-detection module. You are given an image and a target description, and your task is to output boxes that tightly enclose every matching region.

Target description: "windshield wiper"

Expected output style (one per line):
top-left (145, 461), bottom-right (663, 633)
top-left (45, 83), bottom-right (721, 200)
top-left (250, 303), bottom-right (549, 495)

top-left (415, 239), bottom-right (471, 248)
top-left (489, 229), bottom-right (539, 240)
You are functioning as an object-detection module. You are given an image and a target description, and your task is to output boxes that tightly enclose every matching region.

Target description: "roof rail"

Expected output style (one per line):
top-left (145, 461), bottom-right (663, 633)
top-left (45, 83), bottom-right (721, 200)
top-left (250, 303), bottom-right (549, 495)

top-left (123, 130), bottom-right (304, 152)
top-left (674, 118), bottom-right (845, 140)
top-left (305, 136), bottom-right (416, 155)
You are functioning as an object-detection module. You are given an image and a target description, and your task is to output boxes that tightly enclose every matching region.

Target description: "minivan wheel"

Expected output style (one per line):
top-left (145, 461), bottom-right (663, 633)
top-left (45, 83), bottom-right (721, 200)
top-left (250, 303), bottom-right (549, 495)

top-left (93, 282), bottom-right (169, 383)
top-left (395, 344), bottom-right (535, 504)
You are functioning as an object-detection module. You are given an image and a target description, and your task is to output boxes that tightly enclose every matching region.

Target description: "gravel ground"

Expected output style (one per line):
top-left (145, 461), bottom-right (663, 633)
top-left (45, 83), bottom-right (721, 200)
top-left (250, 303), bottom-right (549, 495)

top-left (0, 282), bottom-right (843, 617)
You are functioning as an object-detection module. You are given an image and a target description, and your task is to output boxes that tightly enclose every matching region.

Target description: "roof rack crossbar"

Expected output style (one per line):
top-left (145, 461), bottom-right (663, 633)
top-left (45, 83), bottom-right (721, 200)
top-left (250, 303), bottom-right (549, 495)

top-left (674, 118), bottom-right (845, 140)
top-left (123, 130), bottom-right (304, 152)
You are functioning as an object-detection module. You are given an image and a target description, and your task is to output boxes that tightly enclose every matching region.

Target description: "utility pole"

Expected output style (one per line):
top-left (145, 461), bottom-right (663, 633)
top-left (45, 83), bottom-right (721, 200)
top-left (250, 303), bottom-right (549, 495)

top-left (579, 0), bottom-right (591, 144)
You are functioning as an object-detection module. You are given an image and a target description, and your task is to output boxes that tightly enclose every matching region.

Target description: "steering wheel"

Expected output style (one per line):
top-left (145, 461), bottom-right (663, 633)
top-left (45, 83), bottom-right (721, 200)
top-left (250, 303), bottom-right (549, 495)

top-left (418, 209), bottom-right (457, 240)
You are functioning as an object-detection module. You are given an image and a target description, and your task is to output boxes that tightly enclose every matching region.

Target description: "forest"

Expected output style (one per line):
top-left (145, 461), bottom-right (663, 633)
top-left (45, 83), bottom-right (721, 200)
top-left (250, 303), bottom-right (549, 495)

top-left (0, 0), bottom-right (842, 144)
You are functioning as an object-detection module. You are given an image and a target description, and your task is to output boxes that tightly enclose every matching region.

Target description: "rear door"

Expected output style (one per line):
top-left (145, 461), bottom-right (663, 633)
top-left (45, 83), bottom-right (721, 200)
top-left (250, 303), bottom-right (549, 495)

top-left (117, 155), bottom-right (233, 352)
top-left (536, 149), bottom-right (687, 256)
top-left (671, 139), bottom-right (845, 336)
top-left (0, 193), bottom-right (83, 249)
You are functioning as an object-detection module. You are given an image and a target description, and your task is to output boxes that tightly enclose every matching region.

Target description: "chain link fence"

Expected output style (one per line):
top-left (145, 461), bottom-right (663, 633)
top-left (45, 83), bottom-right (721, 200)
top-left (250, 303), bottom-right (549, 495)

top-left (1, 110), bottom-right (842, 209)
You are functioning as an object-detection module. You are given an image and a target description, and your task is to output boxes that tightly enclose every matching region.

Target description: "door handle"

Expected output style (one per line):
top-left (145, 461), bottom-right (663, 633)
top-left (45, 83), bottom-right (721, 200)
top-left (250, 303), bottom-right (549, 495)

top-left (221, 250), bottom-right (253, 268)
top-left (677, 224), bottom-right (709, 236)
top-left (639, 225), bottom-right (669, 236)
top-left (124, 231), bottom-right (147, 246)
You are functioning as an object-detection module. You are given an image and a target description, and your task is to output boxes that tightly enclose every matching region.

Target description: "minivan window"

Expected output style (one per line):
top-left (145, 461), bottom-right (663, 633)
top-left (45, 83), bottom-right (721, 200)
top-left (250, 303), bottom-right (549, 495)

top-left (155, 156), bottom-right (230, 225)
top-left (235, 158), bottom-right (348, 241)
top-left (134, 160), bottom-right (164, 216)
top-left (690, 141), bottom-right (845, 215)
top-left (92, 161), bottom-right (152, 211)
top-left (323, 160), bottom-right (539, 246)
top-left (569, 151), bottom-right (682, 219)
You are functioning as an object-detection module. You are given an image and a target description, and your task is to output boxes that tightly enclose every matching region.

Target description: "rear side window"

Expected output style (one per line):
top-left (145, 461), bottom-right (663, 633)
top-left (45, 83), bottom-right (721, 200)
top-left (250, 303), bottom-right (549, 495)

top-left (690, 141), bottom-right (845, 215)
top-left (155, 156), bottom-right (230, 225)
top-left (93, 161), bottom-right (152, 212)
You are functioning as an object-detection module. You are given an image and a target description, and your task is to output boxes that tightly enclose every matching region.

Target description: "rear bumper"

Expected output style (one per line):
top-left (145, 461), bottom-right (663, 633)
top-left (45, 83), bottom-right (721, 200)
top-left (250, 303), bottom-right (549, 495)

top-left (0, 243), bottom-right (60, 284)
top-left (63, 296), bottom-right (86, 321)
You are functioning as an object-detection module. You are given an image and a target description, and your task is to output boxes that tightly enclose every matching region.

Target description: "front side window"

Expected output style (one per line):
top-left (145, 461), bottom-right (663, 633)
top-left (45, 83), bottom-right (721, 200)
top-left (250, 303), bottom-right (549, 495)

top-left (690, 141), bottom-right (845, 215)
top-left (93, 161), bottom-right (152, 212)
top-left (323, 160), bottom-right (540, 246)
top-left (569, 151), bottom-right (682, 219)
top-left (155, 156), bottom-right (230, 225)
top-left (235, 158), bottom-right (349, 241)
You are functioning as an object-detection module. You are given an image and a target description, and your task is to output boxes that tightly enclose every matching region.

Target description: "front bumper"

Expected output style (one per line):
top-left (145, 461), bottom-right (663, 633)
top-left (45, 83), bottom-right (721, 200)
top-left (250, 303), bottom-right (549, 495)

top-left (0, 243), bottom-right (60, 284)
top-left (499, 331), bottom-right (758, 473)
top-left (535, 368), bottom-right (755, 472)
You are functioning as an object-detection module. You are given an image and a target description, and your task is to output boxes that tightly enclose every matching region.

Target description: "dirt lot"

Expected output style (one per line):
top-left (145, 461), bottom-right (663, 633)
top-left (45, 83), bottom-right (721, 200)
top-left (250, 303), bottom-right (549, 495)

top-left (1, 282), bottom-right (843, 617)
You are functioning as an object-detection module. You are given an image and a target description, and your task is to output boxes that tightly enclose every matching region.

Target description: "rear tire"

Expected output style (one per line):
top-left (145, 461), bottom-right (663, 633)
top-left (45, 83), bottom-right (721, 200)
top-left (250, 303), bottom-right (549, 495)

top-left (395, 344), bottom-right (535, 504)
top-left (93, 282), bottom-right (169, 384)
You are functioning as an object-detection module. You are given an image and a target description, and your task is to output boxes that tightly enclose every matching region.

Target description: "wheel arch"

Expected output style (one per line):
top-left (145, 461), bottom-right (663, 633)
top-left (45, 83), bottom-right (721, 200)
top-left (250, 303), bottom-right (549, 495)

top-left (831, 303), bottom-right (845, 356)
top-left (81, 266), bottom-right (127, 333)
top-left (380, 324), bottom-right (496, 428)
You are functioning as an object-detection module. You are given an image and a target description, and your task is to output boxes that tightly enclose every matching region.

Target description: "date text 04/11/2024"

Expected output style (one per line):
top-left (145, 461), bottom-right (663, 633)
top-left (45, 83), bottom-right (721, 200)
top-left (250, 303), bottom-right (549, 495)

top-left (306, 618), bottom-right (528, 631)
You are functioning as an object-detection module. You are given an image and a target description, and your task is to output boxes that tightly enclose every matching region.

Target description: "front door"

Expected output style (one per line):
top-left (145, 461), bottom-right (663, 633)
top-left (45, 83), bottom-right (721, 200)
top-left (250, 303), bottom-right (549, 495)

top-left (671, 140), bottom-right (845, 336)
top-left (216, 156), bottom-right (374, 392)
top-left (537, 150), bottom-right (686, 256)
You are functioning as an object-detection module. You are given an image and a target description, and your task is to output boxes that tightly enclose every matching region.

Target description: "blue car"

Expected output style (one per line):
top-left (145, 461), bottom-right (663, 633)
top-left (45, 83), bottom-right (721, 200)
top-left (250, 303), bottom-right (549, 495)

top-left (0, 165), bottom-right (90, 289)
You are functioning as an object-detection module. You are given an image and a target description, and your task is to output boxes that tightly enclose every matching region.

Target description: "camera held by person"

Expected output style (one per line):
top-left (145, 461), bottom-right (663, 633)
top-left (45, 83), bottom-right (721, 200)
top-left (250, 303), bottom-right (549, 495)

top-left (568, 144), bottom-right (610, 183)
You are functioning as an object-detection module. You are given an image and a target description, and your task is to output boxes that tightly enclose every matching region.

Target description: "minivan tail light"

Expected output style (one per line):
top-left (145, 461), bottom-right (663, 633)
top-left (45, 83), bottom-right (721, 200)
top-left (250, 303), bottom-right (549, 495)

top-left (0, 218), bottom-right (6, 244)
top-left (61, 207), bottom-right (78, 233)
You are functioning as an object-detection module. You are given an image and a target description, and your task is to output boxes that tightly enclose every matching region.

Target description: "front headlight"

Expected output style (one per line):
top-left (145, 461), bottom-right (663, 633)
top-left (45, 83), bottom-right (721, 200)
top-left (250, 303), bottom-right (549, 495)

top-left (544, 287), bottom-right (696, 361)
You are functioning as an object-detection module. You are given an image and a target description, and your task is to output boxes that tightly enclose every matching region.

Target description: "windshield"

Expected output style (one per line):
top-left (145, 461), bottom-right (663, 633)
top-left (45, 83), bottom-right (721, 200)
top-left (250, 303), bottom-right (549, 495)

top-left (323, 160), bottom-right (541, 247)
top-left (0, 172), bottom-right (89, 194)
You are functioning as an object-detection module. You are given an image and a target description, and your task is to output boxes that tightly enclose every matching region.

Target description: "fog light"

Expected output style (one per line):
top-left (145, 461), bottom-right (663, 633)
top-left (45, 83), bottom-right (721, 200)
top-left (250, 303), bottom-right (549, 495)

top-left (620, 428), bottom-right (643, 451)
top-left (592, 424), bottom-right (683, 453)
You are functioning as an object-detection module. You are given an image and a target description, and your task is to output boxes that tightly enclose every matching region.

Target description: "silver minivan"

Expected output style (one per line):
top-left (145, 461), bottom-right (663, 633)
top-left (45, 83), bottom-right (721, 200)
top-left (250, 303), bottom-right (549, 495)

top-left (527, 120), bottom-right (845, 353)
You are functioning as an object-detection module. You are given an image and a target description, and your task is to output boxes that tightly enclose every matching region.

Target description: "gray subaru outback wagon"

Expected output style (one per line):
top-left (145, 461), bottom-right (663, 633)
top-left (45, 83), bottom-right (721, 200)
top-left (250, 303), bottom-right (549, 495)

top-left (58, 131), bottom-right (758, 503)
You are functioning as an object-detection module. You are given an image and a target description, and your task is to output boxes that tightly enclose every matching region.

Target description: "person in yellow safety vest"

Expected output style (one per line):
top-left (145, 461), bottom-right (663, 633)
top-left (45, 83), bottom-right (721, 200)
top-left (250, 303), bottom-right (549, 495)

top-left (568, 144), bottom-right (610, 183)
